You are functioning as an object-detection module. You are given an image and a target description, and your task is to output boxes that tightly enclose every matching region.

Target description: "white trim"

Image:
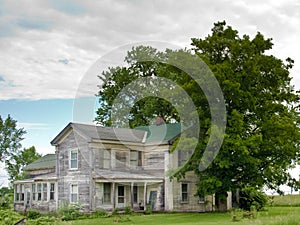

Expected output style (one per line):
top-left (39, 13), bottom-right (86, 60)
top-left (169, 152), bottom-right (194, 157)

top-left (69, 149), bottom-right (78, 170)
top-left (70, 183), bottom-right (79, 203)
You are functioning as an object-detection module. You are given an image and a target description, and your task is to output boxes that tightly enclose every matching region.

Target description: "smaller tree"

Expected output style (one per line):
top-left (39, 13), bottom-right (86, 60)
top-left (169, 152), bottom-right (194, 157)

top-left (0, 115), bottom-right (26, 162)
top-left (5, 146), bottom-right (41, 181)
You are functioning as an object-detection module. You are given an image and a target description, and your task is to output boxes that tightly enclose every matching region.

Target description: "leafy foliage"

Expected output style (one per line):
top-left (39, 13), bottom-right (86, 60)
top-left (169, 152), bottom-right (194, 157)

top-left (27, 209), bottom-right (41, 220)
top-left (0, 210), bottom-right (23, 225)
top-left (239, 187), bottom-right (269, 211)
top-left (57, 201), bottom-right (82, 221)
top-left (0, 115), bottom-right (25, 163)
top-left (5, 146), bottom-right (41, 181)
top-left (0, 188), bottom-right (13, 210)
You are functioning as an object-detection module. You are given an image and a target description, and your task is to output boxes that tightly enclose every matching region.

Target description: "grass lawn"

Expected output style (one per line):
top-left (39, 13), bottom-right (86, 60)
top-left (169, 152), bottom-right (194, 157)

top-left (64, 207), bottom-right (300, 225)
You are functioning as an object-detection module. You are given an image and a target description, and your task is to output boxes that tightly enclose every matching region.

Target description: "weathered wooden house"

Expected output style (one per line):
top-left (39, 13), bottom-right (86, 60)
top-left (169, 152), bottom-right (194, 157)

top-left (14, 122), bottom-right (232, 213)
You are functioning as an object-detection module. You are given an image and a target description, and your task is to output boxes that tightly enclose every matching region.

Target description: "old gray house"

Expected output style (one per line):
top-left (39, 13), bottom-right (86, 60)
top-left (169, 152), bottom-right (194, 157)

top-left (14, 122), bottom-right (232, 212)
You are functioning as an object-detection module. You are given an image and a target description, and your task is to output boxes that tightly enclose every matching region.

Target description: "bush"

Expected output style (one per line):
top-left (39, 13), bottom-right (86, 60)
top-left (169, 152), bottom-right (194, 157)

top-left (112, 207), bottom-right (119, 216)
top-left (0, 210), bottom-right (23, 225)
top-left (92, 209), bottom-right (109, 218)
top-left (26, 216), bottom-right (58, 225)
top-left (124, 205), bottom-right (131, 214)
top-left (57, 201), bottom-right (82, 221)
top-left (239, 187), bottom-right (269, 211)
top-left (27, 209), bottom-right (41, 220)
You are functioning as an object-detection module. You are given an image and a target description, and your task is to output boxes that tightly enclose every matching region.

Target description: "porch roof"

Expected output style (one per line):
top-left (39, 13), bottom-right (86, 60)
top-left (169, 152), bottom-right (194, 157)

top-left (14, 173), bottom-right (58, 184)
top-left (93, 169), bottom-right (164, 183)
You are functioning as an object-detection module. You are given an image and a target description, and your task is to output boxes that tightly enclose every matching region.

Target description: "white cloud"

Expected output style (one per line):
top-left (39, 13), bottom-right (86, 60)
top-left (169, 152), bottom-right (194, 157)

top-left (0, 0), bottom-right (299, 100)
top-left (17, 122), bottom-right (49, 130)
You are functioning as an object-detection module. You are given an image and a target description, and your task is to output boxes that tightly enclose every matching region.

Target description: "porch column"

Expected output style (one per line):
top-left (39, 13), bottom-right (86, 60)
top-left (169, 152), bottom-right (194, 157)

top-left (143, 182), bottom-right (147, 211)
top-left (112, 182), bottom-right (116, 209)
top-left (130, 182), bottom-right (134, 210)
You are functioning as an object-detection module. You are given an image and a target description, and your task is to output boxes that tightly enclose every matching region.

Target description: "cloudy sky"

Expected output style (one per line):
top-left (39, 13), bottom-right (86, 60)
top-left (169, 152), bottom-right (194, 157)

top-left (0, 0), bottom-right (300, 187)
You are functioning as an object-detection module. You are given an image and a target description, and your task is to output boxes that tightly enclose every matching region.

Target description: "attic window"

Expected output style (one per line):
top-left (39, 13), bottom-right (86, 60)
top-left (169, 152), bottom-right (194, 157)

top-left (70, 149), bottom-right (78, 169)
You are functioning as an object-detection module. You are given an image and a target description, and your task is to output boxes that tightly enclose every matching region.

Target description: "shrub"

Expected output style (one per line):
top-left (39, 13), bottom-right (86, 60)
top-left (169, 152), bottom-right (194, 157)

top-left (92, 209), bottom-right (109, 218)
top-left (124, 205), bottom-right (131, 214)
top-left (27, 209), bottom-right (41, 220)
top-left (0, 210), bottom-right (23, 225)
top-left (145, 204), bottom-right (152, 215)
top-left (57, 201), bottom-right (82, 221)
top-left (112, 207), bottom-right (119, 216)
top-left (239, 187), bottom-right (269, 211)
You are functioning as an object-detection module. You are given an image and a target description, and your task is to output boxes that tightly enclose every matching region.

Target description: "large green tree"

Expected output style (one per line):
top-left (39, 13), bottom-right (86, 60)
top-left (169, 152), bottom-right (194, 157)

top-left (96, 21), bottom-right (300, 205)
top-left (5, 146), bottom-right (41, 181)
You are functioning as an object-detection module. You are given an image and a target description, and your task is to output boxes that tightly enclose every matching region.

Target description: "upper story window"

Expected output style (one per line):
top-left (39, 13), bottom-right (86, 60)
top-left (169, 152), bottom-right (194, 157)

top-left (115, 151), bottom-right (126, 168)
top-left (178, 149), bottom-right (193, 167)
top-left (130, 151), bottom-right (142, 168)
top-left (103, 149), bottom-right (111, 169)
top-left (70, 149), bottom-right (78, 169)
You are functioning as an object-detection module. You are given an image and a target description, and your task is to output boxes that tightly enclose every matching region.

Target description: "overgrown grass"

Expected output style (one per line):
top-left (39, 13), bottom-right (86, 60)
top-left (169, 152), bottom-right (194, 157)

top-left (270, 194), bottom-right (300, 206)
top-left (64, 207), bottom-right (300, 225)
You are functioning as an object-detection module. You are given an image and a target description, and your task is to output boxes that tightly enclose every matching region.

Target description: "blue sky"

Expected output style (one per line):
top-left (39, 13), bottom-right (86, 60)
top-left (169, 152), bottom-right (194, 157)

top-left (0, 0), bottom-right (300, 189)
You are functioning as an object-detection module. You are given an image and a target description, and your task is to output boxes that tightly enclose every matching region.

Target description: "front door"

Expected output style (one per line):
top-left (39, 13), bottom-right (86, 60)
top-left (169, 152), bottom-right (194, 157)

top-left (117, 186), bottom-right (125, 207)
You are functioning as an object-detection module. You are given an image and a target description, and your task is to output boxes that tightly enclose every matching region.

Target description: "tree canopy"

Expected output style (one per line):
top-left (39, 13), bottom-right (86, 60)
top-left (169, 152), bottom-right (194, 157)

top-left (5, 146), bottom-right (41, 181)
top-left (95, 21), bottom-right (300, 199)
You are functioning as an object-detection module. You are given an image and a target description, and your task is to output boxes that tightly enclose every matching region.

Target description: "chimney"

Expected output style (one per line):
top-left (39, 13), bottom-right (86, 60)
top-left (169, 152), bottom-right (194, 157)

top-left (156, 116), bottom-right (165, 126)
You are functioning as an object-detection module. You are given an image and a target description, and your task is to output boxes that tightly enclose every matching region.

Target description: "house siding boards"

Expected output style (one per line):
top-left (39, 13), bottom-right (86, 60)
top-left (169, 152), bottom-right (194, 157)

top-left (14, 122), bottom-right (231, 213)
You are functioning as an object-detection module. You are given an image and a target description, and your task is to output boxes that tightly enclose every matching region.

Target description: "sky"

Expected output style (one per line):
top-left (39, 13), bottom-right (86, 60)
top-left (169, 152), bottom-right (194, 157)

top-left (0, 0), bottom-right (300, 189)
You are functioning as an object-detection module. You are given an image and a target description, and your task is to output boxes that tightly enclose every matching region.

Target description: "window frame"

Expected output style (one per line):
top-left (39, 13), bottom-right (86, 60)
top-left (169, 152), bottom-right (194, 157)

top-left (32, 184), bottom-right (36, 201)
top-left (37, 183), bottom-right (42, 201)
top-left (70, 184), bottom-right (78, 203)
top-left (115, 151), bottom-right (127, 169)
top-left (70, 149), bottom-right (78, 170)
top-left (50, 183), bottom-right (55, 200)
top-left (103, 183), bottom-right (111, 204)
top-left (103, 149), bottom-right (111, 169)
top-left (181, 183), bottom-right (189, 203)
top-left (130, 151), bottom-right (138, 168)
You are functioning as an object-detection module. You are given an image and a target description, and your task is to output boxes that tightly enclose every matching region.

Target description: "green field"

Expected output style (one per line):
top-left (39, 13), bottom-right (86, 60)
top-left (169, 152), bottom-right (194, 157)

top-left (63, 207), bottom-right (300, 225)
top-left (270, 194), bottom-right (300, 206)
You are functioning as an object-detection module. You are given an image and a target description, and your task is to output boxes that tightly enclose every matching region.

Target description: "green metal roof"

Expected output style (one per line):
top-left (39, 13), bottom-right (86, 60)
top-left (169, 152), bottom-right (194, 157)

top-left (24, 154), bottom-right (56, 171)
top-left (135, 123), bottom-right (182, 143)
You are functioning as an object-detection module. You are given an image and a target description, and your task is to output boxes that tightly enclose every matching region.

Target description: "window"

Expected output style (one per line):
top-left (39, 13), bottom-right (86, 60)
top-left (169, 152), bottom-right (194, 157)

top-left (130, 151), bottom-right (138, 168)
top-left (42, 183), bottom-right (47, 201)
top-left (70, 149), bottom-right (78, 169)
top-left (50, 183), bottom-right (55, 200)
top-left (103, 183), bottom-right (111, 204)
top-left (103, 150), bottom-right (110, 169)
top-left (20, 184), bottom-right (24, 201)
top-left (181, 183), bottom-right (188, 203)
top-left (116, 151), bottom-right (126, 168)
top-left (133, 185), bottom-right (138, 203)
top-left (70, 184), bottom-right (78, 202)
top-left (138, 151), bottom-right (142, 166)
top-left (37, 183), bottom-right (42, 201)
top-left (15, 185), bottom-right (19, 201)
top-left (32, 184), bottom-right (36, 201)
top-left (178, 149), bottom-right (192, 167)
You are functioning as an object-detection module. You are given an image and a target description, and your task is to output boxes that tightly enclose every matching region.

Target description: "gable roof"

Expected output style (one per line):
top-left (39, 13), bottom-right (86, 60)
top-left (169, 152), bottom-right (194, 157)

top-left (24, 154), bottom-right (56, 171)
top-left (51, 122), bottom-right (183, 146)
top-left (134, 123), bottom-right (182, 143)
top-left (51, 122), bottom-right (147, 145)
